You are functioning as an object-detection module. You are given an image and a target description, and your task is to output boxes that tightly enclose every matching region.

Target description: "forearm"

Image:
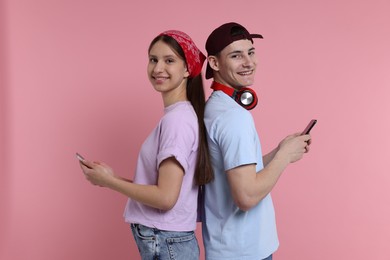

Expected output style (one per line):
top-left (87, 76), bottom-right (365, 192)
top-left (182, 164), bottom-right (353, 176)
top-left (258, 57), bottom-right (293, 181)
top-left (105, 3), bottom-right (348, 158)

top-left (229, 153), bottom-right (289, 211)
top-left (86, 158), bottom-right (183, 211)
top-left (262, 146), bottom-right (279, 166)
top-left (229, 134), bottom-right (309, 211)
top-left (258, 155), bottom-right (289, 188)
top-left (250, 160), bottom-right (288, 203)
top-left (115, 175), bottom-right (133, 183)
top-left (106, 177), bottom-right (175, 211)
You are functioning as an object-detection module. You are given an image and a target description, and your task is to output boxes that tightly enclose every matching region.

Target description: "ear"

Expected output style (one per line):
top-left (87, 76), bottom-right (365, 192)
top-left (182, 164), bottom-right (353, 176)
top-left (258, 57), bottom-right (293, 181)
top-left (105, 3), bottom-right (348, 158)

top-left (208, 56), bottom-right (219, 72)
top-left (183, 68), bottom-right (190, 78)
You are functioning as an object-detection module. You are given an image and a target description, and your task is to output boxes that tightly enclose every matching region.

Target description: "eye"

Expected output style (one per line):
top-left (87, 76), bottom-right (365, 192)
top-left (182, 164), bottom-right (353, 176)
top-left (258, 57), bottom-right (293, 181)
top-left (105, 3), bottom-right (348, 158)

top-left (166, 58), bottom-right (175, 64)
top-left (149, 57), bottom-right (157, 63)
top-left (248, 50), bottom-right (256, 56)
top-left (230, 54), bottom-right (242, 59)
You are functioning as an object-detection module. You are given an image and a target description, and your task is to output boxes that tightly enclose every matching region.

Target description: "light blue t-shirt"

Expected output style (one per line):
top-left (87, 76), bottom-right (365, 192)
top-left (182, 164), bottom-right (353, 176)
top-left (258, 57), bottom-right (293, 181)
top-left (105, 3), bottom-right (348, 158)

top-left (203, 91), bottom-right (279, 260)
top-left (124, 101), bottom-right (199, 232)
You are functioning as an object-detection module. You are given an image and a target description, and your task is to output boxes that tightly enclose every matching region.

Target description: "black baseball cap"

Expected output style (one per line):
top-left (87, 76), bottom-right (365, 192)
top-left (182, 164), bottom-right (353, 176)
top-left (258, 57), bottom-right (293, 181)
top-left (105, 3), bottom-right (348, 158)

top-left (205, 22), bottom-right (263, 79)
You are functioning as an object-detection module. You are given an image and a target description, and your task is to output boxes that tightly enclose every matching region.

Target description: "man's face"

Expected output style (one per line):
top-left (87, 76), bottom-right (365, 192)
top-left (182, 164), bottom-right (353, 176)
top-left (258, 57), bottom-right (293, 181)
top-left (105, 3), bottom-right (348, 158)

top-left (209, 39), bottom-right (258, 89)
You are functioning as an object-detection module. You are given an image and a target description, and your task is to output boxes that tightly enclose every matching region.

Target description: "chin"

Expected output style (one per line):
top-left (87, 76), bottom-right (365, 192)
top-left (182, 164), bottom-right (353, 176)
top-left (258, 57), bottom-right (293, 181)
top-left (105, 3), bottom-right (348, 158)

top-left (240, 80), bottom-right (255, 87)
top-left (233, 76), bottom-right (254, 87)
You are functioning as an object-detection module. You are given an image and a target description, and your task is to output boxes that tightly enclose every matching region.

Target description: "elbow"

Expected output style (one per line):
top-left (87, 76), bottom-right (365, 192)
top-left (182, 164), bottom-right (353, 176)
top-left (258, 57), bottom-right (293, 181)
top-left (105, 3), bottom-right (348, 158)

top-left (236, 202), bottom-right (255, 212)
top-left (234, 196), bottom-right (257, 212)
top-left (159, 203), bottom-right (175, 211)
top-left (158, 196), bottom-right (178, 211)
top-left (234, 193), bottom-right (267, 212)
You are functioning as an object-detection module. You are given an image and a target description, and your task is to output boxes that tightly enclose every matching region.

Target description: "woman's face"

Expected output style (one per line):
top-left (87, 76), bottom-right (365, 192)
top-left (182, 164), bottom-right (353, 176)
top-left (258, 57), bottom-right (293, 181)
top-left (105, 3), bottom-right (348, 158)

top-left (147, 40), bottom-right (189, 95)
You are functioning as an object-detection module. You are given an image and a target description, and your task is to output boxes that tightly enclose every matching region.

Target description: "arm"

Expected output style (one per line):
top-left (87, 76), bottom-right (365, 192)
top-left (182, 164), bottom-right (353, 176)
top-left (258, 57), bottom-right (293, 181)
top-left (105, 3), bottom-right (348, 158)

top-left (80, 157), bottom-right (184, 211)
top-left (227, 133), bottom-right (311, 211)
top-left (262, 147), bottom-right (278, 167)
top-left (115, 176), bottom-right (133, 183)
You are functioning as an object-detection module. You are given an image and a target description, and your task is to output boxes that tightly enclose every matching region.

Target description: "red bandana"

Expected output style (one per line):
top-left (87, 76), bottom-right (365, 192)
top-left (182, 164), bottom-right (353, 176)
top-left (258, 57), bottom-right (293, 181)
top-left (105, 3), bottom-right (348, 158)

top-left (159, 30), bottom-right (206, 78)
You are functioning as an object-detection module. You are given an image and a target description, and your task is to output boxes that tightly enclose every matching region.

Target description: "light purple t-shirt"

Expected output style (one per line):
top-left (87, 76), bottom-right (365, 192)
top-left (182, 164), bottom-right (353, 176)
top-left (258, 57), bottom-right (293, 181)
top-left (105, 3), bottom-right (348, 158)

top-left (123, 101), bottom-right (199, 231)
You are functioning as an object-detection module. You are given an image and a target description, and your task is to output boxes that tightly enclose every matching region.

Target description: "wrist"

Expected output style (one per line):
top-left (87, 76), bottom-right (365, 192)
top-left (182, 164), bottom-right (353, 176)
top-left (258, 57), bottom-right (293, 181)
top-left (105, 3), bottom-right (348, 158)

top-left (272, 151), bottom-right (290, 168)
top-left (104, 174), bottom-right (118, 189)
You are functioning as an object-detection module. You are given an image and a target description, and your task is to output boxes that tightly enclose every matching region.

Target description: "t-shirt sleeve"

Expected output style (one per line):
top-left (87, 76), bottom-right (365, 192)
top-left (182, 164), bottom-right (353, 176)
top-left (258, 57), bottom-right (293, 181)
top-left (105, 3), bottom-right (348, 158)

top-left (156, 112), bottom-right (197, 174)
top-left (215, 108), bottom-right (257, 171)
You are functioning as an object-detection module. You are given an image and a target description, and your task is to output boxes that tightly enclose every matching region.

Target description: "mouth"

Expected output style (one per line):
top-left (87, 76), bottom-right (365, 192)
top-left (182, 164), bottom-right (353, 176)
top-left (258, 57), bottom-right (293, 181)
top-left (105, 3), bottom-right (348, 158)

top-left (152, 75), bottom-right (169, 83)
top-left (237, 70), bottom-right (254, 76)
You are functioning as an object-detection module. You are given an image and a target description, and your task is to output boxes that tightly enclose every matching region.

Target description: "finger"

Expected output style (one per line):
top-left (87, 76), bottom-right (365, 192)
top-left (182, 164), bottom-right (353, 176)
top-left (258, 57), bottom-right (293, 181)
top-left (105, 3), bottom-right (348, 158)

top-left (79, 162), bottom-right (90, 173)
top-left (94, 161), bottom-right (104, 165)
top-left (81, 160), bottom-right (94, 169)
top-left (301, 134), bottom-right (311, 142)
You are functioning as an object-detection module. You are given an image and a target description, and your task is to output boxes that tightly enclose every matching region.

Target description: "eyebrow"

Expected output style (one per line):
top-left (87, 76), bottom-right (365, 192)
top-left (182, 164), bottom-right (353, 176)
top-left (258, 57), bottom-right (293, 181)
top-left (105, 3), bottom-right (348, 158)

top-left (226, 47), bottom-right (256, 56)
top-left (149, 54), bottom-right (177, 59)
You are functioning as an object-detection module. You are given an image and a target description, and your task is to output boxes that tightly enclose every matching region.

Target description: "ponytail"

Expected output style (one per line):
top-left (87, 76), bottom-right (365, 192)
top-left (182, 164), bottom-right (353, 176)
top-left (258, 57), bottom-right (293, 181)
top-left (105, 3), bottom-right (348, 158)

top-left (187, 74), bottom-right (214, 185)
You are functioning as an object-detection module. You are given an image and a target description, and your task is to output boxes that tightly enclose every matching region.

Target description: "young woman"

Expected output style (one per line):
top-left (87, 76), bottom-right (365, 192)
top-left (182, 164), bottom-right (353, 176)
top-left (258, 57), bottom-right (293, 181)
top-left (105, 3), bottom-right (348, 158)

top-left (79, 30), bottom-right (213, 259)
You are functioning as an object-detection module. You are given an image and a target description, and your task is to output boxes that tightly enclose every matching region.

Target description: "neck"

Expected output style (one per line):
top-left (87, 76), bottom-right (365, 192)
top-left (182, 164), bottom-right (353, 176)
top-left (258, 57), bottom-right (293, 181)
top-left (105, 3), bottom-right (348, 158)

top-left (162, 81), bottom-right (188, 107)
top-left (162, 95), bottom-right (188, 107)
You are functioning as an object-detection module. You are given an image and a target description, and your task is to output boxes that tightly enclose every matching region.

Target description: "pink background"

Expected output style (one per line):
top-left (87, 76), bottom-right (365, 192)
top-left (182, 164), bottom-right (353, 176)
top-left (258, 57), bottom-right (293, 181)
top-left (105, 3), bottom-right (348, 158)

top-left (1, 0), bottom-right (390, 259)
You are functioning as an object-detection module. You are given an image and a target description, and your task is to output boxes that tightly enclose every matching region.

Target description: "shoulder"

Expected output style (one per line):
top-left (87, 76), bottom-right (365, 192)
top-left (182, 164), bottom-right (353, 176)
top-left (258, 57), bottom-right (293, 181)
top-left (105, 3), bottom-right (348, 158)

top-left (212, 106), bottom-right (254, 132)
top-left (162, 102), bottom-right (197, 126)
top-left (160, 102), bottom-right (198, 137)
top-left (205, 91), bottom-right (254, 125)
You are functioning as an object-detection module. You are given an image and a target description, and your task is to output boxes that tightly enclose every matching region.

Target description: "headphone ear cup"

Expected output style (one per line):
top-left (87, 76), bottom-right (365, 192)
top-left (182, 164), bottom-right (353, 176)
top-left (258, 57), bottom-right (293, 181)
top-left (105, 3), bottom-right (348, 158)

top-left (211, 81), bottom-right (258, 110)
top-left (236, 87), bottom-right (258, 110)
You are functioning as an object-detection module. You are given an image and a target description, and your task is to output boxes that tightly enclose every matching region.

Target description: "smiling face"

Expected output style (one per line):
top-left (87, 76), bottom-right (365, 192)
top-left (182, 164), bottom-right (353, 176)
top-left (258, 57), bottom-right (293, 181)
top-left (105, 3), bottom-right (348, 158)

top-left (147, 40), bottom-right (189, 105)
top-left (208, 39), bottom-right (257, 89)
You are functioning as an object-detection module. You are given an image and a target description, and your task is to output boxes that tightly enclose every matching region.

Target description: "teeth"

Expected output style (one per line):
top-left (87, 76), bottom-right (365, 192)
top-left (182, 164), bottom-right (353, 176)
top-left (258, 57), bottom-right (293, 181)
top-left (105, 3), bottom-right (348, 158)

top-left (238, 71), bottom-right (252, 75)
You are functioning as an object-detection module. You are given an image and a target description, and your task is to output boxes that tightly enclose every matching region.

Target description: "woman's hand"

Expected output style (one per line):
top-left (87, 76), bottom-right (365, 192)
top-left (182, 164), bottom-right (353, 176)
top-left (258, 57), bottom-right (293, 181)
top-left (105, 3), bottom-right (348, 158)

top-left (79, 160), bottom-right (115, 187)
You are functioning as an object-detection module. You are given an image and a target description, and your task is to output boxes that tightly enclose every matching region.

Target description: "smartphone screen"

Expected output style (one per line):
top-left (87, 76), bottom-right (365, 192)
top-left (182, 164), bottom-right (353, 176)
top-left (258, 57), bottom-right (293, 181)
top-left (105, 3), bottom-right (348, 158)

top-left (301, 119), bottom-right (317, 135)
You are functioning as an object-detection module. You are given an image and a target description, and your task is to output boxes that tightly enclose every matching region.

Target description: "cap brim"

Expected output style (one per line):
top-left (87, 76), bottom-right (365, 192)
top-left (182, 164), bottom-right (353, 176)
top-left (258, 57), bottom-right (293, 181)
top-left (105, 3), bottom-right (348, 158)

top-left (250, 33), bottom-right (263, 39)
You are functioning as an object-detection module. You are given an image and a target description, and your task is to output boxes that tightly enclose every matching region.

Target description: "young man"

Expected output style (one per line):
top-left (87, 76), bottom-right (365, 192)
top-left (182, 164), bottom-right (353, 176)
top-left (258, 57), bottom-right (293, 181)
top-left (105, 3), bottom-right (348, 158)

top-left (202, 22), bottom-right (312, 260)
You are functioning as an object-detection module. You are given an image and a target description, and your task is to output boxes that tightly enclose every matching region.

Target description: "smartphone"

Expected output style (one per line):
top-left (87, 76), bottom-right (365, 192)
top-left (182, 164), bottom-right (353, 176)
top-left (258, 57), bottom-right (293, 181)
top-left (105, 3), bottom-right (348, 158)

top-left (301, 119), bottom-right (317, 135)
top-left (76, 152), bottom-right (92, 169)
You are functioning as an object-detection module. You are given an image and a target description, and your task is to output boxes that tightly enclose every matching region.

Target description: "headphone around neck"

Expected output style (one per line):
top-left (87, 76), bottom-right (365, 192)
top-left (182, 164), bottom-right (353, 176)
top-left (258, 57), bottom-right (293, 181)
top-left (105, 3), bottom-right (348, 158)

top-left (211, 81), bottom-right (258, 110)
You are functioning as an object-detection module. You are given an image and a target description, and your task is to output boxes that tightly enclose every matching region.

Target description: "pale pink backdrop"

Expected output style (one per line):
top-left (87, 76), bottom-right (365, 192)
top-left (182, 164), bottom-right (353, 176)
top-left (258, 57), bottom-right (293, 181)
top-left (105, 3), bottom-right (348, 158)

top-left (1, 0), bottom-right (390, 259)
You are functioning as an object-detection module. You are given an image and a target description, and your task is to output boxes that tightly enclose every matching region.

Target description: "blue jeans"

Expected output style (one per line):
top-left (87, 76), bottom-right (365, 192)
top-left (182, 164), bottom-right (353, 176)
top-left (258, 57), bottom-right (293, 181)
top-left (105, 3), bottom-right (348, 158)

top-left (131, 223), bottom-right (199, 260)
top-left (263, 255), bottom-right (273, 260)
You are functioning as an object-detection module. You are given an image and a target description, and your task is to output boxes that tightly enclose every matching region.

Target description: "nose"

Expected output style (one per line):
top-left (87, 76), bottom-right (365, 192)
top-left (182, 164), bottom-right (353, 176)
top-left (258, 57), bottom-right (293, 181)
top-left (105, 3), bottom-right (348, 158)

top-left (152, 60), bottom-right (164, 73)
top-left (242, 54), bottom-right (255, 68)
top-left (242, 54), bottom-right (257, 68)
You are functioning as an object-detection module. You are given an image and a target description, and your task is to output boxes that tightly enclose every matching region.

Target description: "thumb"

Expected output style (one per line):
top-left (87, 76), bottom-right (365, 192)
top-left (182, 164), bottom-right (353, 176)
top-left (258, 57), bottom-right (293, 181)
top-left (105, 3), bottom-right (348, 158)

top-left (301, 134), bottom-right (311, 142)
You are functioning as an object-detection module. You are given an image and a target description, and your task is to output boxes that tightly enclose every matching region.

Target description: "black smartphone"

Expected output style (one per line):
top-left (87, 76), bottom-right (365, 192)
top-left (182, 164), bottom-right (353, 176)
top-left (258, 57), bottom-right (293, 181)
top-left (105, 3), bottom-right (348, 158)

top-left (301, 119), bottom-right (317, 135)
top-left (76, 152), bottom-right (92, 169)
